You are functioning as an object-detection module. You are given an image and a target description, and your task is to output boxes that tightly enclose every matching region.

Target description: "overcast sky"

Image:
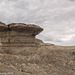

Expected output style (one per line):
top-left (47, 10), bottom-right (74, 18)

top-left (0, 0), bottom-right (75, 46)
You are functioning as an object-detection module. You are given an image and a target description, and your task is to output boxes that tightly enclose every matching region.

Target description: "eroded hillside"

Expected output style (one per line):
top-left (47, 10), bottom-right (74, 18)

top-left (0, 22), bottom-right (75, 75)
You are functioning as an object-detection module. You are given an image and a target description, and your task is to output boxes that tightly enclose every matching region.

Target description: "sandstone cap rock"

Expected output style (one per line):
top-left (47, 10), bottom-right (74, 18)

top-left (8, 23), bottom-right (43, 35)
top-left (0, 22), bottom-right (43, 36)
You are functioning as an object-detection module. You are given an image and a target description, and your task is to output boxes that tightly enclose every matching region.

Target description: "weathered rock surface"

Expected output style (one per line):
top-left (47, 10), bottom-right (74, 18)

top-left (0, 22), bottom-right (75, 75)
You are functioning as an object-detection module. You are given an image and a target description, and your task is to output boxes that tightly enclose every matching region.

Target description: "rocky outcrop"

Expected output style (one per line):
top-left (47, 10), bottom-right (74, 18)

top-left (0, 22), bottom-right (75, 75)
top-left (0, 22), bottom-right (43, 47)
top-left (0, 22), bottom-right (43, 36)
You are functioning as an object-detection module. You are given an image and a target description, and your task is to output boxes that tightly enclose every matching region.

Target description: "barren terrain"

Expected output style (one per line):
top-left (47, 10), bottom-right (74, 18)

top-left (0, 44), bottom-right (75, 75)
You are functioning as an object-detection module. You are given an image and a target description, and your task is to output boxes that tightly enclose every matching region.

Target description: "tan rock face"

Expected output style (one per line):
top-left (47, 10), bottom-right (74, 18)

top-left (0, 22), bottom-right (8, 32)
top-left (0, 23), bottom-right (43, 36)
top-left (0, 22), bottom-right (43, 47)
top-left (0, 22), bottom-right (75, 75)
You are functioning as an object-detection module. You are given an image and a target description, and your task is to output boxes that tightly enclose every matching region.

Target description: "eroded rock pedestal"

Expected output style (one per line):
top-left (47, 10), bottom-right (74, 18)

top-left (0, 23), bottom-right (43, 45)
top-left (0, 23), bottom-right (43, 55)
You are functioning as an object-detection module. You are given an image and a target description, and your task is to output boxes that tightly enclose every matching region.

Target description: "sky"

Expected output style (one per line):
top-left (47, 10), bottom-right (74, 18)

top-left (0, 0), bottom-right (75, 46)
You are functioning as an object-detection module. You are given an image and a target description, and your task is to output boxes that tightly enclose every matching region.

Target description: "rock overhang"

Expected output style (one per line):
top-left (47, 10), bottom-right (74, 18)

top-left (0, 22), bottom-right (43, 36)
top-left (0, 22), bottom-right (44, 46)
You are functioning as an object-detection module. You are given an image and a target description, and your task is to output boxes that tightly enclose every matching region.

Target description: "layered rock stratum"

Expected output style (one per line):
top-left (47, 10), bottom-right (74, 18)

top-left (0, 22), bottom-right (75, 75)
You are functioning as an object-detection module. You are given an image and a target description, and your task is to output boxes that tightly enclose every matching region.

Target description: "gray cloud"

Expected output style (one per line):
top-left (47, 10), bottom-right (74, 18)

top-left (69, 0), bottom-right (75, 2)
top-left (0, 0), bottom-right (75, 46)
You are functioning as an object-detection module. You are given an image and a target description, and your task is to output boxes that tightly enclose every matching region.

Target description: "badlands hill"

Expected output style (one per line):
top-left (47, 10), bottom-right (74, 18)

top-left (0, 22), bottom-right (75, 75)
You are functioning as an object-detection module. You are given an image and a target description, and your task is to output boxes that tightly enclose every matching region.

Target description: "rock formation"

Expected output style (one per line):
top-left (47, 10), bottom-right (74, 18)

top-left (0, 22), bottom-right (75, 75)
